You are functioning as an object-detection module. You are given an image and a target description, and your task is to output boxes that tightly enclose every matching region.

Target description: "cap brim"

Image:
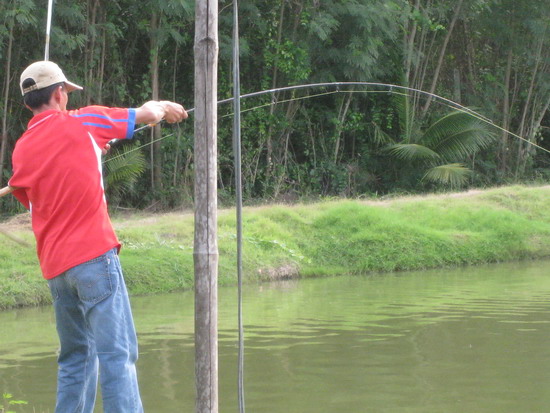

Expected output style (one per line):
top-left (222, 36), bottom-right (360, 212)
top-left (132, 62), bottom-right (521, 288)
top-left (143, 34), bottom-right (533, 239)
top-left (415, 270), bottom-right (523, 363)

top-left (65, 81), bottom-right (83, 93)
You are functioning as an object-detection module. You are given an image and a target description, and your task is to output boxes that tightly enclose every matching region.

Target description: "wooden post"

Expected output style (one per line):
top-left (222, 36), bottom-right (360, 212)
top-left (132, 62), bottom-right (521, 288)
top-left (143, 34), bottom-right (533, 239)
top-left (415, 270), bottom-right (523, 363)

top-left (193, 0), bottom-right (219, 413)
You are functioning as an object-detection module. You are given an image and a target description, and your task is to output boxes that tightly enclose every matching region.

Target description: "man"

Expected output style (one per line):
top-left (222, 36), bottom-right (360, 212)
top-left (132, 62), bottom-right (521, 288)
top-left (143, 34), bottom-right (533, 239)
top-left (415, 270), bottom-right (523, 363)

top-left (9, 61), bottom-right (188, 413)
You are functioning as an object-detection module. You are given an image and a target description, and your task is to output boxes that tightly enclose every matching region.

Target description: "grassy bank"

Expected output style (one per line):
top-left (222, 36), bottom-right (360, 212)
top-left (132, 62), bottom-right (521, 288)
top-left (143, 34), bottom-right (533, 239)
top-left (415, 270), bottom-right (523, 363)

top-left (2, 185), bottom-right (550, 310)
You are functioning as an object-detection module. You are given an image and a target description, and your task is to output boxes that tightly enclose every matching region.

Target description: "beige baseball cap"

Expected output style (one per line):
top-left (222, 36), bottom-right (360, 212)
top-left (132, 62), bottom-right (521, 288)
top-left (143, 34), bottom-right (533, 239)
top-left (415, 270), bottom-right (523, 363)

top-left (20, 61), bottom-right (83, 96)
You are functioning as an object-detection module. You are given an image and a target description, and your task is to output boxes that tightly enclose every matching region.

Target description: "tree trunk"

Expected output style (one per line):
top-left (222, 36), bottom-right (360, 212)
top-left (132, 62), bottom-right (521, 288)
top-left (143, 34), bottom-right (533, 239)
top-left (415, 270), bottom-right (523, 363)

top-left (333, 93), bottom-right (352, 164)
top-left (0, 16), bottom-right (14, 186)
top-left (98, 9), bottom-right (106, 103)
top-left (515, 36), bottom-right (544, 177)
top-left (150, 12), bottom-right (162, 191)
top-left (453, 68), bottom-right (461, 102)
top-left (266, 0), bottom-right (286, 179)
top-left (499, 49), bottom-right (513, 173)
top-left (463, 21), bottom-right (478, 85)
top-left (404, 0), bottom-right (421, 85)
top-left (85, 0), bottom-right (100, 105)
top-left (172, 44), bottom-right (180, 187)
top-left (410, 0), bottom-right (433, 114)
top-left (523, 91), bottom-right (550, 161)
top-left (421, 0), bottom-right (465, 117)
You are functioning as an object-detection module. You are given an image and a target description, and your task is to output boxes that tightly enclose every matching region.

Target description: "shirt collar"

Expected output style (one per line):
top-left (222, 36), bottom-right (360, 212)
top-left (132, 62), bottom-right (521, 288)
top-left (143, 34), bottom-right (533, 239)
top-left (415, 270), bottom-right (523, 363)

top-left (27, 109), bottom-right (59, 130)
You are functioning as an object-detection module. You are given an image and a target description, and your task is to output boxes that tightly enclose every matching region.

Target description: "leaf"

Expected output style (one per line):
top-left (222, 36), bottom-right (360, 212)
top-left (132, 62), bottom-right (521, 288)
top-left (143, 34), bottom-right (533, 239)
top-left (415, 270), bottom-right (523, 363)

top-left (422, 163), bottom-right (472, 187)
top-left (386, 144), bottom-right (441, 161)
top-left (422, 111), bottom-right (496, 159)
top-left (8, 401), bottom-right (28, 405)
top-left (309, 12), bottom-right (339, 41)
top-left (371, 122), bottom-right (393, 145)
top-left (104, 144), bottom-right (147, 199)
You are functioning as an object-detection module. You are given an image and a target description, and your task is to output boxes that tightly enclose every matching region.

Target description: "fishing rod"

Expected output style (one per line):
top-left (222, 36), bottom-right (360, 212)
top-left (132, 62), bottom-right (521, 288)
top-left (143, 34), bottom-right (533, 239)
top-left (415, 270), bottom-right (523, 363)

top-left (0, 185), bottom-right (14, 198)
top-left (107, 80), bottom-right (550, 163)
top-left (133, 107), bottom-right (195, 133)
top-left (224, 82), bottom-right (549, 154)
top-left (3, 80), bottom-right (549, 197)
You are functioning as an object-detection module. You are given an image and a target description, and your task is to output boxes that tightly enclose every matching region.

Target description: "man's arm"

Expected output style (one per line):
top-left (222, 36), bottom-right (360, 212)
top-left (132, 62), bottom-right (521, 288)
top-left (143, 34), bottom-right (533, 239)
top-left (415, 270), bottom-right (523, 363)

top-left (134, 101), bottom-right (188, 125)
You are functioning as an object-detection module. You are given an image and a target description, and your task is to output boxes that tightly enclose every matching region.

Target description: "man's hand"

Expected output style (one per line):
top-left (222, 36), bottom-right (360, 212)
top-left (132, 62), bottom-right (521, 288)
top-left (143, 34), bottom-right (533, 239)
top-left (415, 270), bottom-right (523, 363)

top-left (160, 101), bottom-right (188, 123)
top-left (102, 143), bottom-right (111, 156)
top-left (135, 101), bottom-right (188, 125)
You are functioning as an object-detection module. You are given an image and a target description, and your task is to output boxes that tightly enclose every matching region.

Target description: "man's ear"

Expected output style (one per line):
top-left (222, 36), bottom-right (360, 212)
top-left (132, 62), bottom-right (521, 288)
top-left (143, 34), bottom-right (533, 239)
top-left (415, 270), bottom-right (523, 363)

top-left (52, 85), bottom-right (64, 104)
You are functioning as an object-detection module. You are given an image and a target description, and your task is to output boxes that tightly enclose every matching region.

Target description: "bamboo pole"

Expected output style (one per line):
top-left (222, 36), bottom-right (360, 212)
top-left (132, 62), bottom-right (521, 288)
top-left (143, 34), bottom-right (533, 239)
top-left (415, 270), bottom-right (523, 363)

top-left (44, 0), bottom-right (54, 61)
top-left (193, 0), bottom-right (219, 412)
top-left (232, 1), bottom-right (246, 412)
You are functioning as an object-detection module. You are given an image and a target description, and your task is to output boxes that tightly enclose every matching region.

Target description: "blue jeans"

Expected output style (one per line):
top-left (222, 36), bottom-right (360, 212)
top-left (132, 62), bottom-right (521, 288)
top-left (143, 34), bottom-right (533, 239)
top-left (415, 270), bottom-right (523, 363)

top-left (48, 248), bottom-right (143, 413)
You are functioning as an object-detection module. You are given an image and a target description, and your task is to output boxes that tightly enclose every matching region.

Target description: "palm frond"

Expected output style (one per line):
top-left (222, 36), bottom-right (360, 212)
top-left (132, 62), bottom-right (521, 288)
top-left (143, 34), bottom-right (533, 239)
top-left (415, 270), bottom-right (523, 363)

top-left (436, 127), bottom-right (496, 160)
top-left (371, 122), bottom-right (394, 145)
top-left (386, 143), bottom-right (441, 161)
top-left (393, 92), bottom-right (410, 135)
top-left (393, 91), bottom-right (418, 142)
top-left (422, 111), bottom-right (496, 159)
top-left (422, 163), bottom-right (472, 187)
top-left (104, 144), bottom-right (147, 198)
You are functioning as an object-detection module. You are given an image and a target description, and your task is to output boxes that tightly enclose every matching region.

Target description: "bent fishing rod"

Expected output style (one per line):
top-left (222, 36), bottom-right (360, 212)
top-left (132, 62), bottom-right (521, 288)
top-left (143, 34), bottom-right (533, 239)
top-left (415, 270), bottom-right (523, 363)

top-left (2, 80), bottom-right (547, 197)
top-left (115, 81), bottom-right (550, 161)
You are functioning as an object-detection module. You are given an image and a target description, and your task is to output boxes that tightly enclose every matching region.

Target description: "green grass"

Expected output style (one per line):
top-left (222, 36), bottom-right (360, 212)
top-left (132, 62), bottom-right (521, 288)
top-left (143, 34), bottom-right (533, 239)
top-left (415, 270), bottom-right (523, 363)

top-left (2, 185), bottom-right (550, 310)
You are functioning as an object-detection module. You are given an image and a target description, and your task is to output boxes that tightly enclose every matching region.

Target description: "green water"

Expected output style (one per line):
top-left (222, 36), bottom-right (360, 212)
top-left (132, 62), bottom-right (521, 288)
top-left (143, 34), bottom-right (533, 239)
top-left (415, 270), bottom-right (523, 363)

top-left (2, 260), bottom-right (550, 412)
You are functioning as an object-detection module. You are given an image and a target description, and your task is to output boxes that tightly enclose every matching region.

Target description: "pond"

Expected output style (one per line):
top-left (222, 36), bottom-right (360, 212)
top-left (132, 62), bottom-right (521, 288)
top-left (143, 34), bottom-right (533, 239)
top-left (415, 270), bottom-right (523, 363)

top-left (2, 259), bottom-right (550, 412)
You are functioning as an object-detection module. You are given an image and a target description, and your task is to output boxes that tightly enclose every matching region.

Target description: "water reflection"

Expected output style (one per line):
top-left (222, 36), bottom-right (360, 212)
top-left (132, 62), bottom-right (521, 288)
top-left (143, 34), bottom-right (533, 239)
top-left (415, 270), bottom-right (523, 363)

top-left (2, 260), bottom-right (550, 412)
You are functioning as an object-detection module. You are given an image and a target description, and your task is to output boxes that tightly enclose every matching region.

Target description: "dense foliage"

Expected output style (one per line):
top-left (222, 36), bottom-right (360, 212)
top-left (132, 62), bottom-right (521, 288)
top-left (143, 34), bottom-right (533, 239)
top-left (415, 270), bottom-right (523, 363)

top-left (0, 0), bottom-right (549, 212)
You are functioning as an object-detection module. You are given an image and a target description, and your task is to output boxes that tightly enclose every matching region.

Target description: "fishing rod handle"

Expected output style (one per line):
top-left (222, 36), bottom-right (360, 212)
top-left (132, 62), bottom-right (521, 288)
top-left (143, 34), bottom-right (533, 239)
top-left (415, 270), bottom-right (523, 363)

top-left (0, 186), bottom-right (15, 198)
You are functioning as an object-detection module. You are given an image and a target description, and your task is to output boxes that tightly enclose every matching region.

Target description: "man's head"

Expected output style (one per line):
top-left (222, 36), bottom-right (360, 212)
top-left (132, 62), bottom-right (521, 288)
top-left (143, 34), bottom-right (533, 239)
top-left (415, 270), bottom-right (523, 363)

top-left (20, 61), bottom-right (82, 110)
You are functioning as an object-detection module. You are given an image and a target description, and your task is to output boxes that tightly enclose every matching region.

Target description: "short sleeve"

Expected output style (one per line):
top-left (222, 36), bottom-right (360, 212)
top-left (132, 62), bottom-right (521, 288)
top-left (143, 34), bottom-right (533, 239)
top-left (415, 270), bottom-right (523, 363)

top-left (11, 188), bottom-right (30, 210)
top-left (68, 106), bottom-right (136, 148)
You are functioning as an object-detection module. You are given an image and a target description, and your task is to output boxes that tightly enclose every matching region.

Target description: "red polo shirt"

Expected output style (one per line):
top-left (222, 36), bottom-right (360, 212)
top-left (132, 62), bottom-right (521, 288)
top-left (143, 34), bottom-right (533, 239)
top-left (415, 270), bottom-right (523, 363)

top-left (9, 106), bottom-right (136, 279)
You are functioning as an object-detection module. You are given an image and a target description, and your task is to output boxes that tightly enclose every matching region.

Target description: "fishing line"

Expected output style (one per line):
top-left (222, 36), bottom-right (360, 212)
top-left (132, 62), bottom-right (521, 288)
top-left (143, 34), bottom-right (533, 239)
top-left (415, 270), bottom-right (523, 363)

top-left (104, 132), bottom-right (176, 164)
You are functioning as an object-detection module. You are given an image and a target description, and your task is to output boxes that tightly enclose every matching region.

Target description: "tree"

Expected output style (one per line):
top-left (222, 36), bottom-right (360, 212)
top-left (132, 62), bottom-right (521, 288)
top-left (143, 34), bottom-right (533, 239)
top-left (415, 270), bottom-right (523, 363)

top-left (452, 0), bottom-right (550, 178)
top-left (385, 94), bottom-right (496, 187)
